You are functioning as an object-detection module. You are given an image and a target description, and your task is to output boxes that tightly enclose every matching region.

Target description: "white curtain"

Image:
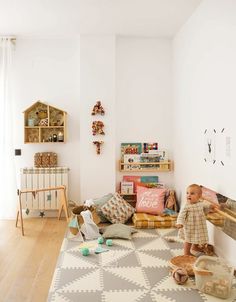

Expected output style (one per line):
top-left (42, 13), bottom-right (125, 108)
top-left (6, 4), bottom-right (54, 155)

top-left (0, 38), bottom-right (17, 219)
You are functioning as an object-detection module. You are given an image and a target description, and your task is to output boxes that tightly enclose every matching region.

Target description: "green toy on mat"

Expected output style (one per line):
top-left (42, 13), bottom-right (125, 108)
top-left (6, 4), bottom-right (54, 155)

top-left (95, 246), bottom-right (109, 254)
top-left (106, 239), bottom-right (113, 246)
top-left (81, 247), bottom-right (90, 256)
top-left (98, 237), bottom-right (104, 244)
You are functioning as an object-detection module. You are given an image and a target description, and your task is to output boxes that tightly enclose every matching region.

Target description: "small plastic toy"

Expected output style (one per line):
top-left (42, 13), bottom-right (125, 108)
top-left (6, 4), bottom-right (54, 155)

top-left (98, 237), bottom-right (104, 244)
top-left (95, 246), bottom-right (109, 254)
top-left (106, 239), bottom-right (113, 246)
top-left (81, 247), bottom-right (90, 256)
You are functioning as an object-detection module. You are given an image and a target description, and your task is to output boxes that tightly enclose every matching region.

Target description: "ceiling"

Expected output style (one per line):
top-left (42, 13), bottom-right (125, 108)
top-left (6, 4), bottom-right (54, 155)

top-left (0, 0), bottom-right (202, 38)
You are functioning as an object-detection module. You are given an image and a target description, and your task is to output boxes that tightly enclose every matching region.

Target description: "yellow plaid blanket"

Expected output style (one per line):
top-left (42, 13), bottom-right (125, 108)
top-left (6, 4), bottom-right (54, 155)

top-left (132, 213), bottom-right (177, 229)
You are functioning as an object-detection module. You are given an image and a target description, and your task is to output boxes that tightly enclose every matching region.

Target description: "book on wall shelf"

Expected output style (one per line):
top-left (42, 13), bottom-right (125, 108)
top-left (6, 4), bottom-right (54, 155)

top-left (121, 143), bottom-right (142, 160)
top-left (119, 143), bottom-right (171, 172)
top-left (119, 160), bottom-right (171, 172)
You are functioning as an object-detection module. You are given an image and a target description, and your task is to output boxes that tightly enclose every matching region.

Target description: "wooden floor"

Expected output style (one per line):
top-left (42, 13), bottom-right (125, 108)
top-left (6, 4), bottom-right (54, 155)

top-left (0, 218), bottom-right (67, 302)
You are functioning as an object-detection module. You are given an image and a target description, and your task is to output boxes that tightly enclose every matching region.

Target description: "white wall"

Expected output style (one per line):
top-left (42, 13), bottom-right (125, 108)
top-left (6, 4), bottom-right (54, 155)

top-left (79, 35), bottom-right (116, 201)
top-left (173, 0), bottom-right (236, 265)
top-left (12, 38), bottom-right (80, 201)
top-left (12, 35), bottom-right (173, 204)
top-left (116, 37), bottom-right (173, 189)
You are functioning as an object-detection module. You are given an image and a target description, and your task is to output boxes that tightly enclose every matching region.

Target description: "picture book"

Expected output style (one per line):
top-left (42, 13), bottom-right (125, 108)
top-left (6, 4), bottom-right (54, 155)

top-left (143, 143), bottom-right (158, 153)
top-left (120, 181), bottom-right (134, 194)
top-left (141, 176), bottom-right (159, 183)
top-left (121, 143), bottom-right (142, 160)
top-left (123, 176), bottom-right (141, 192)
top-left (123, 154), bottom-right (141, 163)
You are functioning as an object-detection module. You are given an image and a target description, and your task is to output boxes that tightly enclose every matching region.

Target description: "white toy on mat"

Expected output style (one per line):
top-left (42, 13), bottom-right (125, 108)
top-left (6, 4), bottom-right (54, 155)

top-left (80, 209), bottom-right (100, 240)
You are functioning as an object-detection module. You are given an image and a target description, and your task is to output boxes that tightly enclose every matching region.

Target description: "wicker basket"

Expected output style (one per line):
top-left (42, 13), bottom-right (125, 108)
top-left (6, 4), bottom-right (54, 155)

top-left (194, 256), bottom-right (234, 299)
top-left (169, 255), bottom-right (197, 276)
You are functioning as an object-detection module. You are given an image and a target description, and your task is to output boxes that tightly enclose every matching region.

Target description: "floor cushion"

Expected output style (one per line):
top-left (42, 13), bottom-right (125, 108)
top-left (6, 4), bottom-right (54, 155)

top-left (100, 192), bottom-right (135, 224)
top-left (132, 212), bottom-right (177, 229)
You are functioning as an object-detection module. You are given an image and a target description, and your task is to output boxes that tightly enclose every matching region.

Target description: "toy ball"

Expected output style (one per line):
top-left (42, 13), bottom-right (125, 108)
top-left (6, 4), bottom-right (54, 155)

top-left (172, 267), bottom-right (189, 285)
top-left (106, 239), bottom-right (113, 246)
top-left (81, 247), bottom-right (90, 256)
top-left (98, 237), bottom-right (104, 244)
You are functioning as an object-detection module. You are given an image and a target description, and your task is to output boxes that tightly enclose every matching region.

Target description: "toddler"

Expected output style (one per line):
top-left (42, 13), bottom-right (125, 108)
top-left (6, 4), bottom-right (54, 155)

top-left (176, 184), bottom-right (215, 256)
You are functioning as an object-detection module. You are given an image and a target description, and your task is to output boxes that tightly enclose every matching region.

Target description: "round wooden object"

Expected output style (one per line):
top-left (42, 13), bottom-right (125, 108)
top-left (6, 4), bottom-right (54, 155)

top-left (172, 267), bottom-right (189, 285)
top-left (169, 255), bottom-right (196, 276)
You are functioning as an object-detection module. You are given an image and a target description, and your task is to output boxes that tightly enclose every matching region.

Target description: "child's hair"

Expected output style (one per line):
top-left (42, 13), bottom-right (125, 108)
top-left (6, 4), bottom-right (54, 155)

top-left (187, 184), bottom-right (202, 196)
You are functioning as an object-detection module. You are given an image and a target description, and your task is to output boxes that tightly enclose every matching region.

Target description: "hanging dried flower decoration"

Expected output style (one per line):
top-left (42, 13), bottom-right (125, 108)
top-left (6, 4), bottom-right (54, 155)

top-left (91, 101), bottom-right (105, 115)
top-left (93, 141), bottom-right (104, 155)
top-left (92, 121), bottom-right (105, 135)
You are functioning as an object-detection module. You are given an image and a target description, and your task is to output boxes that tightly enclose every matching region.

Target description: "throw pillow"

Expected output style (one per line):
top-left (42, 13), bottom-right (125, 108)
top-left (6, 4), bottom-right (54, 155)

top-left (136, 186), bottom-right (166, 215)
top-left (93, 193), bottom-right (114, 222)
top-left (102, 223), bottom-right (137, 240)
top-left (100, 192), bottom-right (135, 224)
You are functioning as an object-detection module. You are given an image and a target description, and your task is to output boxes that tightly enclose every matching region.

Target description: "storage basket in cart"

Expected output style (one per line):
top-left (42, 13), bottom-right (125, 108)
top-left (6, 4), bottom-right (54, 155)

top-left (194, 255), bottom-right (234, 299)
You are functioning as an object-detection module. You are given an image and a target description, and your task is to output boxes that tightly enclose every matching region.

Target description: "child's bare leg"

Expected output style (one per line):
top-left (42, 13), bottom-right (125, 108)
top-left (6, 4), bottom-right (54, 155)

top-left (184, 242), bottom-right (192, 255)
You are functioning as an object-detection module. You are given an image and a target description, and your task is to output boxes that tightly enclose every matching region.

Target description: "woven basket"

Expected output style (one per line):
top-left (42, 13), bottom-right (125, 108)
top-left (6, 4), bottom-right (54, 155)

top-left (169, 255), bottom-right (196, 276)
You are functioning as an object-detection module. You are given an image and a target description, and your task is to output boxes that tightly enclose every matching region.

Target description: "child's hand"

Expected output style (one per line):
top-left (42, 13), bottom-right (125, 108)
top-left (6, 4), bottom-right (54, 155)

top-left (175, 224), bottom-right (183, 229)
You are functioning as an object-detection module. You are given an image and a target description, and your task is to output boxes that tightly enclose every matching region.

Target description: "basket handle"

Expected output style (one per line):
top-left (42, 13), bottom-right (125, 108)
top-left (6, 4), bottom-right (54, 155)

top-left (194, 270), bottom-right (213, 276)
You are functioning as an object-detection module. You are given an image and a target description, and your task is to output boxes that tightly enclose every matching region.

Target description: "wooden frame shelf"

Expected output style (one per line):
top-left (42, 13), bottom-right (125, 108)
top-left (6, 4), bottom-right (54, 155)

top-left (23, 101), bottom-right (67, 143)
top-left (119, 160), bottom-right (172, 172)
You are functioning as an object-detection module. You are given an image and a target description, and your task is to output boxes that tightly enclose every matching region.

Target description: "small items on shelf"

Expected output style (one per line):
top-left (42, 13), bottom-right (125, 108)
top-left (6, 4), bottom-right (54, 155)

top-left (120, 161), bottom-right (171, 172)
top-left (119, 142), bottom-right (171, 172)
top-left (23, 101), bottom-right (67, 144)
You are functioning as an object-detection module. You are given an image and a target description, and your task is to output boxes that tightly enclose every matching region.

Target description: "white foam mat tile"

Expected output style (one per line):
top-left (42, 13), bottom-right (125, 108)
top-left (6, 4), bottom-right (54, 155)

top-left (133, 230), bottom-right (159, 238)
top-left (58, 268), bottom-right (102, 292)
top-left (136, 251), bottom-right (169, 268)
top-left (104, 266), bottom-right (149, 288)
top-left (48, 292), bottom-right (70, 302)
top-left (150, 292), bottom-right (175, 302)
top-left (156, 228), bottom-right (177, 237)
top-left (100, 249), bottom-right (133, 266)
top-left (153, 274), bottom-right (195, 292)
top-left (102, 289), bottom-right (148, 302)
top-left (138, 237), bottom-right (169, 251)
top-left (48, 268), bottom-right (61, 292)
top-left (112, 238), bottom-right (135, 249)
top-left (170, 249), bottom-right (184, 257)
top-left (61, 252), bottom-right (97, 269)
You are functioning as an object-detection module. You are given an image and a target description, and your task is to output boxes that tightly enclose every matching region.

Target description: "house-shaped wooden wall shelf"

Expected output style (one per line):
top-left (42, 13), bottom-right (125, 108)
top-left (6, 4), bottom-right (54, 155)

top-left (23, 101), bottom-right (67, 143)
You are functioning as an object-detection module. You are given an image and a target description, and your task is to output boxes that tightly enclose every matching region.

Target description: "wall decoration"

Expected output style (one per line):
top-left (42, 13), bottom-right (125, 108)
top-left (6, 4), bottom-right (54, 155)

top-left (216, 128), bottom-right (231, 166)
top-left (92, 121), bottom-right (105, 135)
top-left (91, 100), bottom-right (105, 115)
top-left (204, 128), bottom-right (216, 164)
top-left (93, 141), bottom-right (104, 154)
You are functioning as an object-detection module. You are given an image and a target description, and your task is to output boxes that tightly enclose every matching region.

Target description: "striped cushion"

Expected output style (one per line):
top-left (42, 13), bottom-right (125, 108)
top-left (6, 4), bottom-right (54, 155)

top-left (132, 212), bottom-right (177, 229)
